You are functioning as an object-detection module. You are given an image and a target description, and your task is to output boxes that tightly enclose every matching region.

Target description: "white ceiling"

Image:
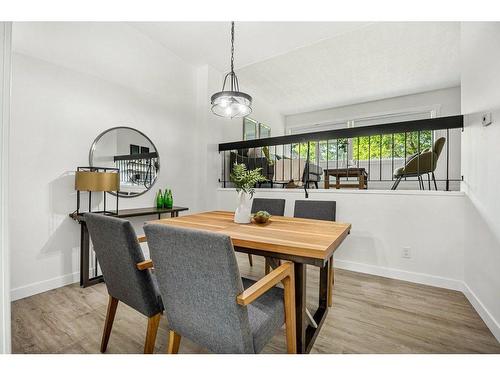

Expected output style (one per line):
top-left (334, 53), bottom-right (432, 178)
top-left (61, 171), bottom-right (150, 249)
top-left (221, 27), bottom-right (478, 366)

top-left (12, 22), bottom-right (197, 104)
top-left (134, 22), bottom-right (461, 116)
top-left (13, 22), bottom-right (461, 117)
top-left (131, 22), bottom-right (372, 72)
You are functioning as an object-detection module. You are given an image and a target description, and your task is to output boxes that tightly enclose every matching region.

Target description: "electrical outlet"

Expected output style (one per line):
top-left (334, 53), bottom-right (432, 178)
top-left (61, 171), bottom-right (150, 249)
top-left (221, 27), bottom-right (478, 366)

top-left (402, 247), bottom-right (412, 259)
top-left (482, 112), bottom-right (492, 126)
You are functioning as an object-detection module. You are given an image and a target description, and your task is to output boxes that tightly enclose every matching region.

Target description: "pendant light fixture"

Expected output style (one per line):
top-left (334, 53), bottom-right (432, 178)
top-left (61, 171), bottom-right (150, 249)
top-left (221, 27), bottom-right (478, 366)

top-left (211, 22), bottom-right (252, 118)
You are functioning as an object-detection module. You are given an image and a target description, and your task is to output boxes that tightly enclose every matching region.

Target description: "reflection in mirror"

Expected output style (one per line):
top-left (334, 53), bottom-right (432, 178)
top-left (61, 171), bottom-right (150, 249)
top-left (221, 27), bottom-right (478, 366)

top-left (89, 127), bottom-right (159, 197)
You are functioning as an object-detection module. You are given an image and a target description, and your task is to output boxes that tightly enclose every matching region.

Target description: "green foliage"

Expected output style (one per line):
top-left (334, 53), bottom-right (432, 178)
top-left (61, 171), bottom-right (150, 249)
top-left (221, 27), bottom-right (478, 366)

top-left (230, 163), bottom-right (267, 197)
top-left (262, 146), bottom-right (274, 165)
top-left (254, 210), bottom-right (270, 218)
top-left (290, 131), bottom-right (432, 161)
top-left (291, 139), bottom-right (348, 161)
top-left (353, 131), bottom-right (432, 160)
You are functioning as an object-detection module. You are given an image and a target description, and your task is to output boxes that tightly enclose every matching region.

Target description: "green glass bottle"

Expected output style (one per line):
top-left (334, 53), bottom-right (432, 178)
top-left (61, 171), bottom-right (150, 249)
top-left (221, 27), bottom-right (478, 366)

top-left (163, 188), bottom-right (169, 208)
top-left (156, 189), bottom-right (164, 209)
top-left (166, 189), bottom-right (173, 209)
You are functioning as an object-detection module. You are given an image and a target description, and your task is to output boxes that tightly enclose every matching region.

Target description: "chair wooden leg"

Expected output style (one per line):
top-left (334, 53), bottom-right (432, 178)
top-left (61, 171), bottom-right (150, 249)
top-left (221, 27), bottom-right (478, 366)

top-left (328, 256), bottom-right (334, 307)
top-left (247, 254), bottom-right (253, 267)
top-left (100, 296), bottom-right (119, 353)
top-left (167, 330), bottom-right (182, 354)
top-left (432, 172), bottom-right (438, 190)
top-left (282, 268), bottom-right (297, 354)
top-left (265, 257), bottom-right (281, 275)
top-left (144, 313), bottom-right (161, 354)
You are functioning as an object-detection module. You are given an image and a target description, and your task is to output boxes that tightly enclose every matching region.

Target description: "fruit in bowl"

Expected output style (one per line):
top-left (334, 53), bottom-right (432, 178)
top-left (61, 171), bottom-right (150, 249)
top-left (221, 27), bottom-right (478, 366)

top-left (253, 210), bottom-right (271, 224)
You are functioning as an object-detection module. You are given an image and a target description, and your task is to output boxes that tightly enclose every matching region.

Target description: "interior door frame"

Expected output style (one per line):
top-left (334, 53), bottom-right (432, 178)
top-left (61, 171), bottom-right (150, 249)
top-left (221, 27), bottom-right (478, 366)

top-left (0, 21), bottom-right (12, 354)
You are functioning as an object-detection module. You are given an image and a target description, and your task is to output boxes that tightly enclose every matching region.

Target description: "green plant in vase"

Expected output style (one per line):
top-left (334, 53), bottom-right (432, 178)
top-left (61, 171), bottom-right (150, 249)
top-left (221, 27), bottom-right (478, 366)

top-left (229, 163), bottom-right (266, 223)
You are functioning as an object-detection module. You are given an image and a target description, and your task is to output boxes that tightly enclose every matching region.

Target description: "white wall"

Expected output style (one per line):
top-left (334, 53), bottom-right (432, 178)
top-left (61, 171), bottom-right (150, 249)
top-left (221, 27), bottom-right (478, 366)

top-left (217, 189), bottom-right (466, 290)
top-left (8, 23), bottom-right (202, 300)
top-left (285, 87), bottom-right (461, 128)
top-left (460, 22), bottom-right (500, 341)
top-left (8, 23), bottom-right (286, 300)
top-left (0, 22), bottom-right (12, 354)
top-left (9, 52), bottom-right (198, 299)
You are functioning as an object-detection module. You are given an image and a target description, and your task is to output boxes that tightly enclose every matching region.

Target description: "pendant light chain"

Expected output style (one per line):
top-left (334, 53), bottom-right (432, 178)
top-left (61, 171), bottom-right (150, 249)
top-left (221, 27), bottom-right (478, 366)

top-left (230, 21), bottom-right (237, 91)
top-left (231, 21), bottom-right (235, 74)
top-left (210, 21), bottom-right (252, 118)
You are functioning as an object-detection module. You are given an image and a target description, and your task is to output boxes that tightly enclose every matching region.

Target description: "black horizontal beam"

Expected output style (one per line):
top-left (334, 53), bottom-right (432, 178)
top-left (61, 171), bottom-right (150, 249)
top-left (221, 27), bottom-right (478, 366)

top-left (218, 115), bottom-right (463, 151)
top-left (113, 152), bottom-right (158, 161)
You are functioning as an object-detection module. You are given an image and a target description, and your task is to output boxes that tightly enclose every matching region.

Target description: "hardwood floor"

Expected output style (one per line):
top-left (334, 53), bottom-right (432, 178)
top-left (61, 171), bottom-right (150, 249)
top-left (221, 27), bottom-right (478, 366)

top-left (11, 254), bottom-right (500, 354)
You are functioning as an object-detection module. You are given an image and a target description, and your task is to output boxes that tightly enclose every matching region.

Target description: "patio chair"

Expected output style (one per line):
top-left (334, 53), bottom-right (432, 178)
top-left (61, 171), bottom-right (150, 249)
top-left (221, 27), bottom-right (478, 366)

top-left (391, 137), bottom-right (445, 190)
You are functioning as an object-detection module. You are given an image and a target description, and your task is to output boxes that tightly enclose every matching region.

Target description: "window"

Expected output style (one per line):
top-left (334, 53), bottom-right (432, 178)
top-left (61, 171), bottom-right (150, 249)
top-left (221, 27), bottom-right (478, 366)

top-left (351, 111), bottom-right (434, 161)
top-left (243, 117), bottom-right (271, 140)
top-left (243, 118), bottom-right (258, 140)
top-left (290, 121), bottom-right (347, 162)
top-left (259, 123), bottom-right (271, 138)
top-left (286, 109), bottom-right (436, 163)
top-left (130, 144), bottom-right (140, 154)
top-left (352, 132), bottom-right (432, 161)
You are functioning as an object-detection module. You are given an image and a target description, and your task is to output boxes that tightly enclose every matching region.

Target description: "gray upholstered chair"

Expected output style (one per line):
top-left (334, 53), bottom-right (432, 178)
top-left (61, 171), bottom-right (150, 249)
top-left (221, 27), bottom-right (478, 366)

top-left (143, 224), bottom-right (296, 354)
top-left (85, 213), bottom-right (164, 354)
top-left (251, 198), bottom-right (286, 216)
top-left (391, 137), bottom-right (446, 190)
top-left (248, 198), bottom-right (286, 267)
top-left (294, 200), bottom-right (336, 222)
top-left (293, 200), bottom-right (336, 308)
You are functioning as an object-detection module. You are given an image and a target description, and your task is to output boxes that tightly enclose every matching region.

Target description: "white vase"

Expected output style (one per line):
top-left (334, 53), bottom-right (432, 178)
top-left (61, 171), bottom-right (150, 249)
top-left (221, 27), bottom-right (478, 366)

top-left (234, 191), bottom-right (252, 224)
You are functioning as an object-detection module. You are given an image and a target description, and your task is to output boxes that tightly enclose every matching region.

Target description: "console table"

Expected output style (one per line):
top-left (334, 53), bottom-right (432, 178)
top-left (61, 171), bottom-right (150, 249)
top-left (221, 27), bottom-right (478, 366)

top-left (69, 206), bottom-right (189, 288)
top-left (324, 168), bottom-right (368, 189)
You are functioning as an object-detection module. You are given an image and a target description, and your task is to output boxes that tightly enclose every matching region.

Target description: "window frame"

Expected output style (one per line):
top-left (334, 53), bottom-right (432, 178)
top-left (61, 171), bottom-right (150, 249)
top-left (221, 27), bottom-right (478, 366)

top-left (243, 117), bottom-right (271, 140)
top-left (285, 106), bottom-right (440, 163)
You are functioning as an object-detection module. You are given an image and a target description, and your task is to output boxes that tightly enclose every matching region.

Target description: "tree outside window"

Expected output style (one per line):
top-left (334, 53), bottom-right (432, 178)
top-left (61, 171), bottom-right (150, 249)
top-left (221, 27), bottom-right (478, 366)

top-left (290, 131), bottom-right (432, 162)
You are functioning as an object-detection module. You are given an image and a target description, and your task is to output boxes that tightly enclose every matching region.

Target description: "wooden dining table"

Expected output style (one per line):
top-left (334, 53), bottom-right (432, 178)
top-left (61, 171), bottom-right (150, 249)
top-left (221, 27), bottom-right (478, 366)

top-left (140, 210), bottom-right (351, 353)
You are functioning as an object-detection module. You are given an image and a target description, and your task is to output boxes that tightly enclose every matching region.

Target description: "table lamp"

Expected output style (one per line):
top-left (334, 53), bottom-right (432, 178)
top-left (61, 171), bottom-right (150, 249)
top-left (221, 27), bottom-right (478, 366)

top-left (75, 167), bottom-right (120, 215)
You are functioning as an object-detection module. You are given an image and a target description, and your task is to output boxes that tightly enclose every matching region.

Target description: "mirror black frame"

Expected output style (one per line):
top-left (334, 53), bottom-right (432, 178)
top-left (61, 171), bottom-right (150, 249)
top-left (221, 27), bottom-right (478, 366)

top-left (89, 126), bottom-right (160, 198)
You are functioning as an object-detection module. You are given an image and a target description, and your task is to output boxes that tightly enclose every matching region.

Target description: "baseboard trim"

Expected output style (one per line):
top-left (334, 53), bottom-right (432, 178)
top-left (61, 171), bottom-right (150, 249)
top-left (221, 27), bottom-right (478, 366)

top-left (10, 271), bottom-right (81, 302)
top-left (334, 259), bottom-right (464, 291)
top-left (461, 283), bottom-right (500, 343)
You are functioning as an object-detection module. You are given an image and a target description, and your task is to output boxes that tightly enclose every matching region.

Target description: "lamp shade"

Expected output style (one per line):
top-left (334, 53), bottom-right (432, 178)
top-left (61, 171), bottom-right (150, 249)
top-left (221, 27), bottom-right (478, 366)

top-left (211, 90), bottom-right (252, 118)
top-left (75, 171), bottom-right (119, 192)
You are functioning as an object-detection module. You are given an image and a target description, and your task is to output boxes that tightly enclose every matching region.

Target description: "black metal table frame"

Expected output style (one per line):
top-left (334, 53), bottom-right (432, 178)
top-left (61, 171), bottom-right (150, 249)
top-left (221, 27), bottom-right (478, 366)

top-left (72, 207), bottom-right (188, 288)
top-left (234, 246), bottom-right (332, 354)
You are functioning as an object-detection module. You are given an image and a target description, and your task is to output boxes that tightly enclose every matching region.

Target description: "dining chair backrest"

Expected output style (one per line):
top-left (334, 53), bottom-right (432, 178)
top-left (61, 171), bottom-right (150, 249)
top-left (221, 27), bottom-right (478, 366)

top-left (85, 213), bottom-right (162, 317)
top-left (251, 198), bottom-right (285, 216)
top-left (143, 223), bottom-right (255, 353)
top-left (293, 200), bottom-right (336, 221)
top-left (432, 137), bottom-right (446, 159)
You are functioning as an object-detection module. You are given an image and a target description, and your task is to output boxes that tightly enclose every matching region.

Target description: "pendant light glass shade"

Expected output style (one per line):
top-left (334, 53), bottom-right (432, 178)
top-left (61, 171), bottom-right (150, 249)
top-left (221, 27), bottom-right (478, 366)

top-left (211, 91), bottom-right (252, 118)
top-left (211, 22), bottom-right (252, 118)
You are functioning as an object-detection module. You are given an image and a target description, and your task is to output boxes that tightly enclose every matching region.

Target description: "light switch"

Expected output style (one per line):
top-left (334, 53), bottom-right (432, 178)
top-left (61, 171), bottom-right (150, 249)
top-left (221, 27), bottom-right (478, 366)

top-left (482, 112), bottom-right (492, 126)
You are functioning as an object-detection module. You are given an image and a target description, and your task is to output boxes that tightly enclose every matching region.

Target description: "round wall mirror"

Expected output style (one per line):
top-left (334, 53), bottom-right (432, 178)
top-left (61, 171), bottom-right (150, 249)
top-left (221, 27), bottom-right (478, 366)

top-left (89, 127), bottom-right (160, 197)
